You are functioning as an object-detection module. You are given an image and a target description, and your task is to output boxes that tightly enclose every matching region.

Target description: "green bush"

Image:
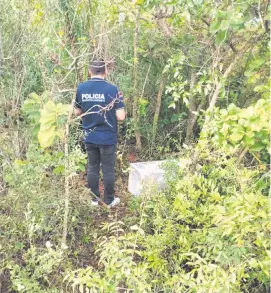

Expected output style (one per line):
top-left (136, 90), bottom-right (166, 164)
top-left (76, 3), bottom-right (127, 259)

top-left (66, 149), bottom-right (270, 293)
top-left (200, 98), bottom-right (270, 164)
top-left (8, 245), bottom-right (64, 293)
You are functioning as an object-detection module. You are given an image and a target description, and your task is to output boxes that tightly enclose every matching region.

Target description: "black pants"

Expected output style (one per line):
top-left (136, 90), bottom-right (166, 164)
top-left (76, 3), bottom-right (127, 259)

top-left (85, 143), bottom-right (116, 204)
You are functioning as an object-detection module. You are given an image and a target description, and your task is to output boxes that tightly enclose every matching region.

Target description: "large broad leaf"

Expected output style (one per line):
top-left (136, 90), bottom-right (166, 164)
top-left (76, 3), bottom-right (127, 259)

top-left (39, 101), bottom-right (57, 124)
top-left (44, 100), bottom-right (56, 112)
top-left (38, 126), bottom-right (56, 148)
top-left (39, 113), bottom-right (56, 125)
top-left (55, 129), bottom-right (65, 139)
top-left (37, 100), bottom-right (70, 148)
top-left (56, 103), bottom-right (70, 116)
top-left (39, 120), bottom-right (56, 131)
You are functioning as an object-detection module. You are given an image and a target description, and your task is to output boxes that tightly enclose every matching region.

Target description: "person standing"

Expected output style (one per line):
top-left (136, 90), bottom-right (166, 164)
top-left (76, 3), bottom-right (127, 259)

top-left (74, 59), bottom-right (125, 207)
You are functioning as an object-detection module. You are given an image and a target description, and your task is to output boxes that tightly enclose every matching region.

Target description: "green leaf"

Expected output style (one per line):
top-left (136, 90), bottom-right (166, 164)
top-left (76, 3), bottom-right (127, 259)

top-left (53, 165), bottom-right (65, 175)
top-left (148, 40), bottom-right (156, 49)
top-left (14, 160), bottom-right (28, 166)
top-left (247, 74), bottom-right (260, 84)
top-left (229, 132), bottom-right (243, 142)
top-left (171, 113), bottom-right (184, 123)
top-left (183, 97), bottom-right (189, 106)
top-left (193, 0), bottom-right (203, 5)
top-left (250, 122), bottom-right (263, 132)
top-left (168, 102), bottom-right (176, 109)
top-left (28, 92), bottom-right (41, 103)
top-left (249, 58), bottom-right (265, 70)
top-left (239, 106), bottom-right (254, 118)
top-left (246, 131), bottom-right (255, 138)
top-left (228, 104), bottom-right (239, 115)
top-left (44, 100), bottom-right (56, 111)
top-left (55, 129), bottom-right (65, 139)
top-left (210, 21), bottom-right (220, 33)
top-left (40, 103), bottom-right (56, 124)
top-left (228, 114), bottom-right (238, 121)
top-left (41, 91), bottom-right (51, 100)
top-left (39, 120), bottom-right (56, 131)
top-left (220, 109), bottom-right (228, 116)
top-left (254, 85), bottom-right (269, 93)
top-left (15, 242), bottom-right (25, 249)
top-left (243, 136), bottom-right (255, 146)
top-left (215, 30), bottom-right (227, 45)
top-left (56, 103), bottom-right (70, 115)
top-left (32, 124), bottom-right (40, 136)
top-left (135, 0), bottom-right (144, 5)
top-left (220, 20), bottom-right (229, 31)
top-left (230, 23), bottom-right (244, 32)
top-left (38, 126), bottom-right (56, 148)
top-left (238, 118), bottom-right (249, 127)
top-left (77, 164), bottom-right (86, 172)
top-left (250, 143), bottom-right (265, 152)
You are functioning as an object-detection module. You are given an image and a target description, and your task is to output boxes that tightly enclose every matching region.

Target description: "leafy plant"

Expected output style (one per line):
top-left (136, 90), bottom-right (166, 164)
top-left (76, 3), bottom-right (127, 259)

top-left (39, 101), bottom-right (70, 148)
top-left (65, 147), bottom-right (269, 293)
top-left (66, 222), bottom-right (152, 293)
top-left (200, 98), bottom-right (270, 163)
top-left (8, 244), bottom-right (64, 293)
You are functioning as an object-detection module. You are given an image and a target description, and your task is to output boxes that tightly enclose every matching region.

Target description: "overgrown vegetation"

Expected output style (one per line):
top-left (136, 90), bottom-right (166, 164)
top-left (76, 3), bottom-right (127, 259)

top-left (0, 0), bottom-right (270, 292)
top-left (66, 148), bottom-right (270, 293)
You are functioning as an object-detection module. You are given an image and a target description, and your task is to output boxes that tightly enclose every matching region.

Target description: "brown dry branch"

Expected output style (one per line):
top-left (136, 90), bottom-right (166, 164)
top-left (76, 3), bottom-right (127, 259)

top-left (70, 96), bottom-right (123, 127)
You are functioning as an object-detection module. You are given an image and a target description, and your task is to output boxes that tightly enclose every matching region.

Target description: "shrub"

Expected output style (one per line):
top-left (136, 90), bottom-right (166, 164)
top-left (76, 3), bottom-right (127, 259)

top-left (66, 148), bottom-right (270, 293)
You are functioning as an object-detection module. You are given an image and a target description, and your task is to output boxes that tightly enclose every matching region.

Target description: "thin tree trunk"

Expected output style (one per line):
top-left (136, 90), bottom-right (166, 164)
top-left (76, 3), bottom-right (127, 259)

top-left (0, 25), bottom-right (3, 76)
top-left (132, 8), bottom-right (142, 150)
top-left (62, 2), bottom-right (78, 245)
top-left (152, 74), bottom-right (166, 141)
top-left (209, 60), bottom-right (236, 110)
top-left (141, 63), bottom-right (151, 98)
top-left (185, 70), bottom-right (197, 144)
top-left (201, 39), bottom-right (253, 138)
top-left (156, 18), bottom-right (173, 38)
top-left (209, 41), bottom-right (251, 111)
top-left (88, 0), bottom-right (95, 40)
top-left (62, 112), bottom-right (71, 245)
